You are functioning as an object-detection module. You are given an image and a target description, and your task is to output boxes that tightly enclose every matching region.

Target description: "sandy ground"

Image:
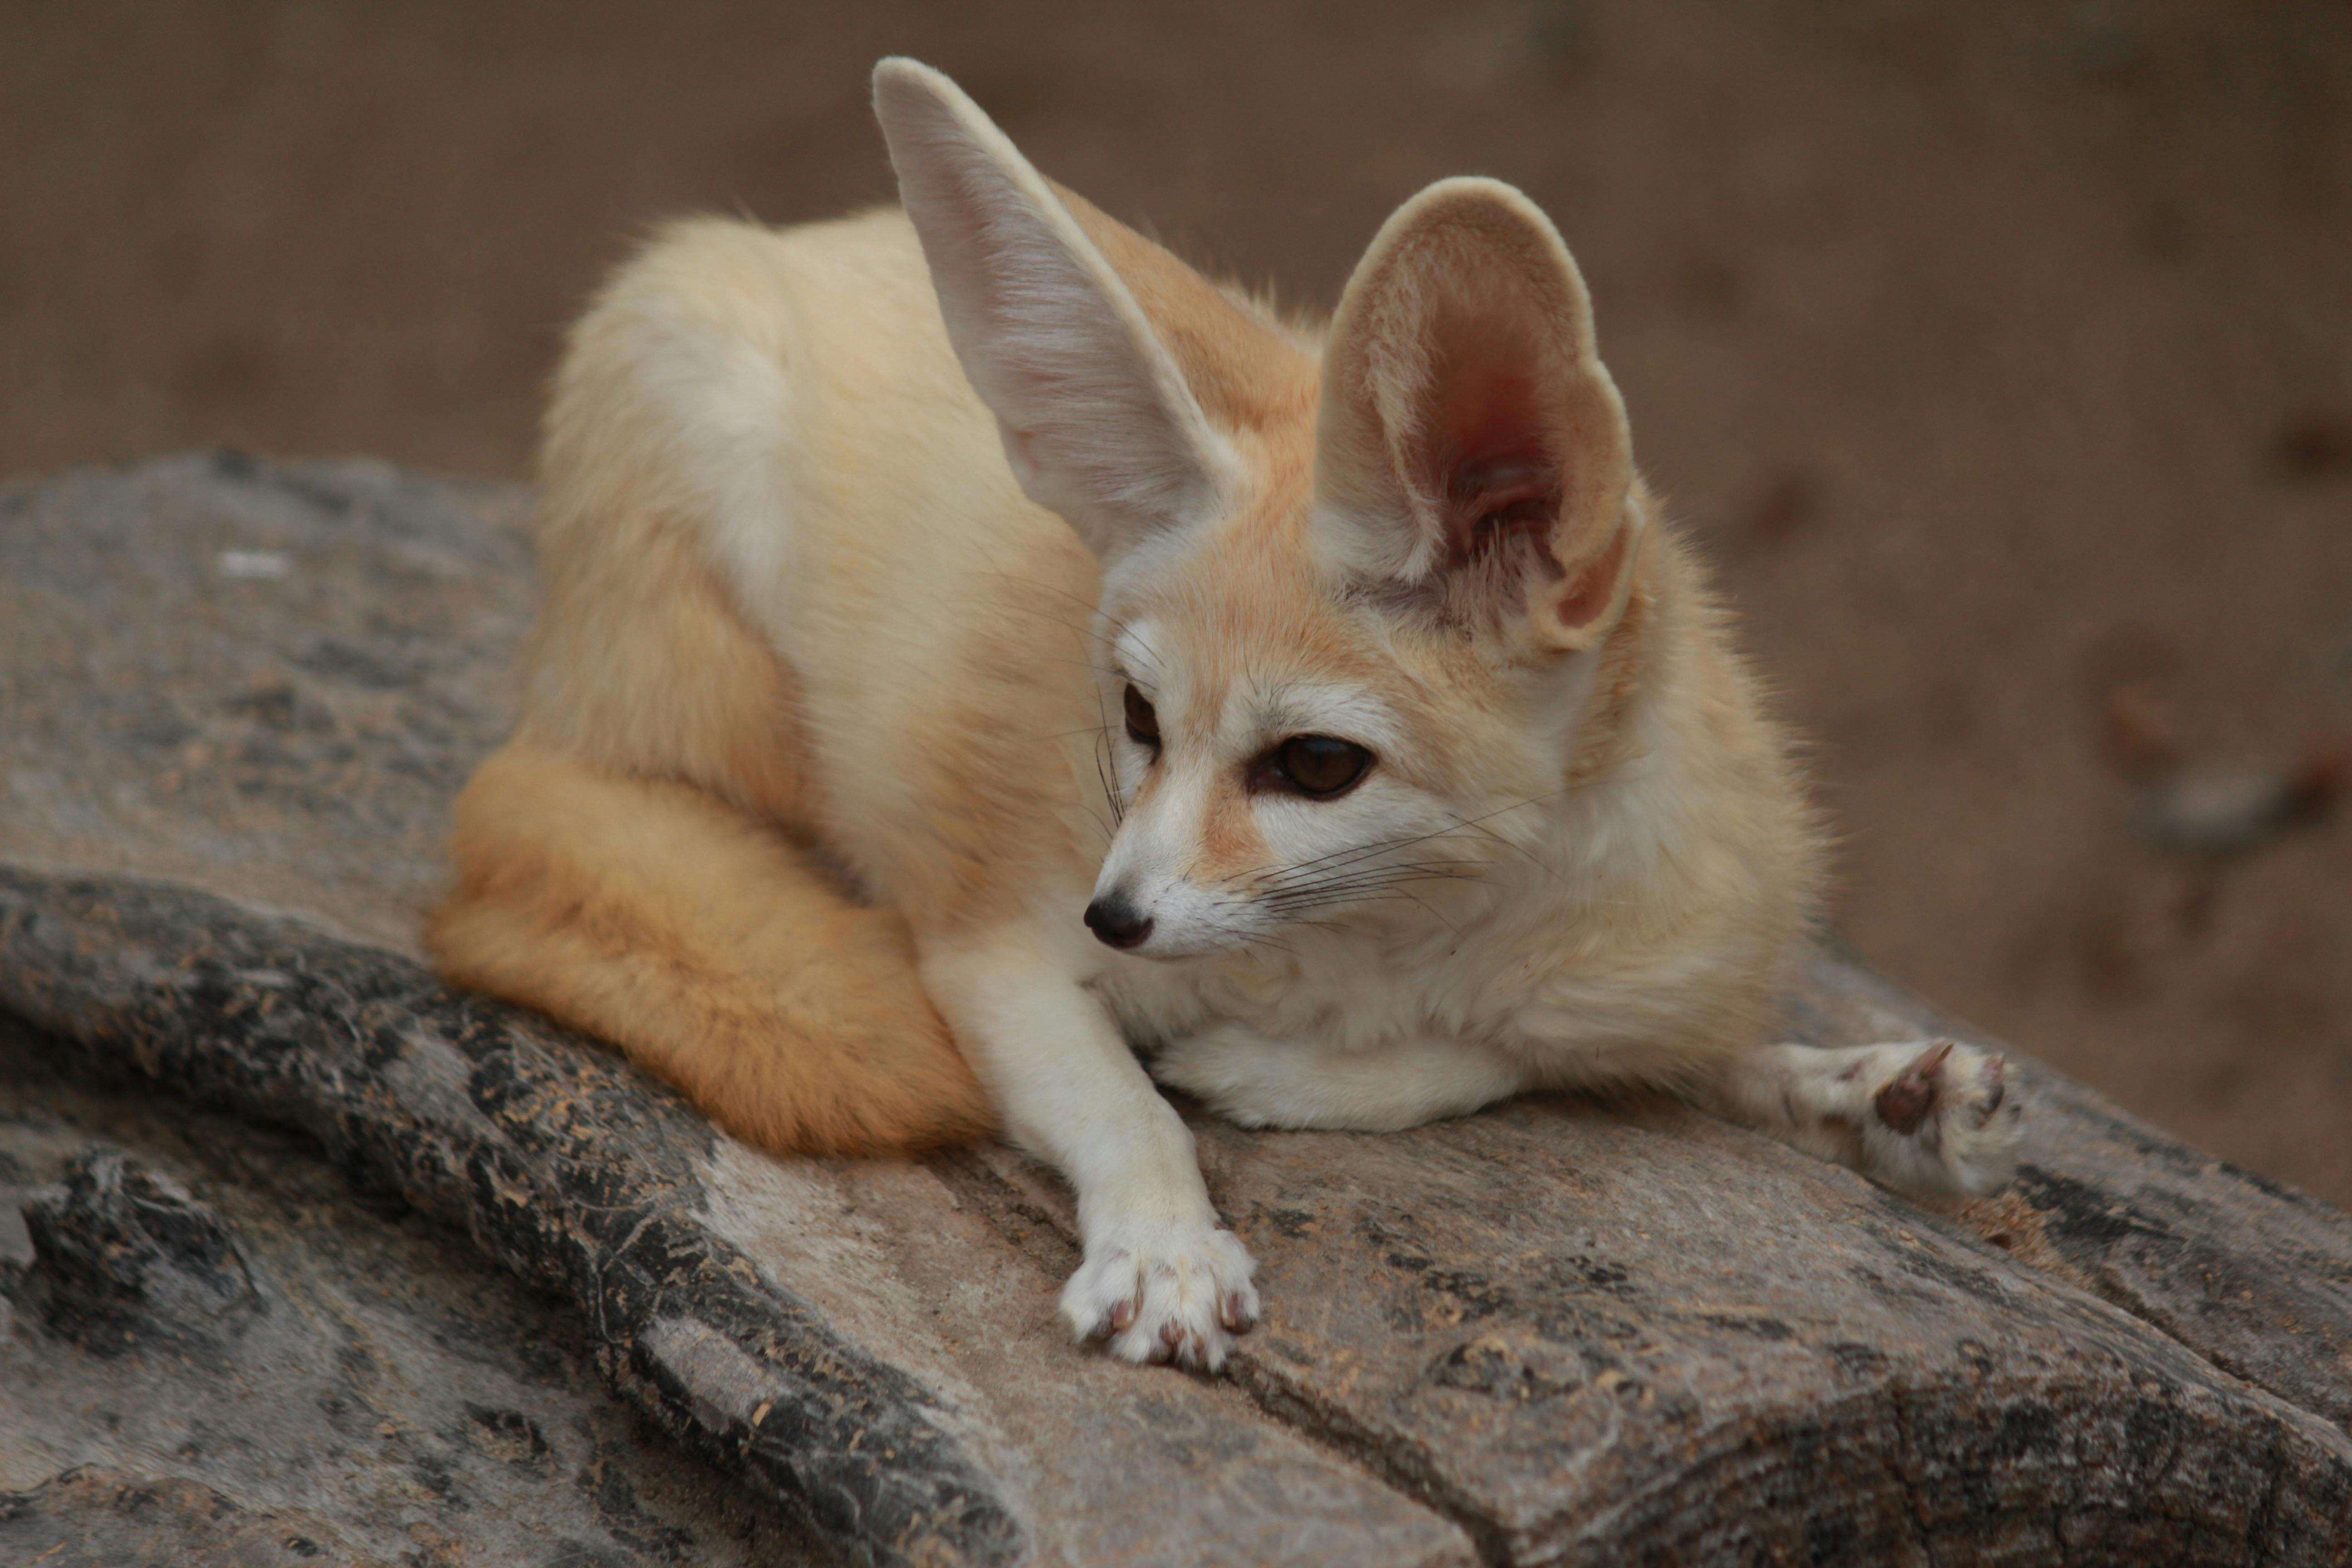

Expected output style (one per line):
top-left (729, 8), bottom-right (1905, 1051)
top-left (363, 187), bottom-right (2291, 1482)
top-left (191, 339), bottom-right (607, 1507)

top-left (5, 0), bottom-right (2348, 1205)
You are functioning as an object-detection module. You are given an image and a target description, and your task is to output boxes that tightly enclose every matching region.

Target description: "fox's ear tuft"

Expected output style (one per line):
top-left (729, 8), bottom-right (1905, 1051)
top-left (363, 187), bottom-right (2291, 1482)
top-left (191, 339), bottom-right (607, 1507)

top-left (872, 58), bottom-right (1238, 563)
top-left (1314, 177), bottom-right (1638, 652)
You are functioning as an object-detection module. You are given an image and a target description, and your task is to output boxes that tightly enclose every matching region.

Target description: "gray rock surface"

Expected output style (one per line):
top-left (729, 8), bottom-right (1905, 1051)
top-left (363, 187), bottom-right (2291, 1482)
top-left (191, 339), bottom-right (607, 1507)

top-left (2, 454), bottom-right (2350, 1565)
top-left (0, 1026), bottom-right (833, 1568)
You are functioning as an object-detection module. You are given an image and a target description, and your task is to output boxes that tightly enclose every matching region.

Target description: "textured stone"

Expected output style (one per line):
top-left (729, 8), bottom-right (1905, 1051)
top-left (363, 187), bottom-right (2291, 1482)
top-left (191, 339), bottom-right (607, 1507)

top-left (19, 1147), bottom-right (262, 1359)
top-left (956, 1096), bottom-right (2352, 1565)
top-left (0, 1025), bottom-right (834, 1567)
top-left (0, 1468), bottom-right (388, 1568)
top-left (3, 455), bottom-right (2351, 1565)
top-left (0, 450), bottom-right (527, 954)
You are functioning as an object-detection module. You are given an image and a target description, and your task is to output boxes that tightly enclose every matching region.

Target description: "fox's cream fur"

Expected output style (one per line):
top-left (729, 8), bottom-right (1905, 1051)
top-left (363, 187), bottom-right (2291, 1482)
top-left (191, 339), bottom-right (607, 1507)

top-left (429, 59), bottom-right (2022, 1372)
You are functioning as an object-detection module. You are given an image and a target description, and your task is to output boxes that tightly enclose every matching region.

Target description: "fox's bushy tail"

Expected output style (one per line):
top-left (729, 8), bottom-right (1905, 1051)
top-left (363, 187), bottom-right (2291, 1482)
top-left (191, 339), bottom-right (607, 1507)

top-left (427, 743), bottom-right (996, 1156)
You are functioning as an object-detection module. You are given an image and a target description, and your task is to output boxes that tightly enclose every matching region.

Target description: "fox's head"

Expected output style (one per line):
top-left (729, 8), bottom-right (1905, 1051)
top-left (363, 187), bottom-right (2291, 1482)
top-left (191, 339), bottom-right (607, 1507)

top-left (878, 60), bottom-right (1655, 961)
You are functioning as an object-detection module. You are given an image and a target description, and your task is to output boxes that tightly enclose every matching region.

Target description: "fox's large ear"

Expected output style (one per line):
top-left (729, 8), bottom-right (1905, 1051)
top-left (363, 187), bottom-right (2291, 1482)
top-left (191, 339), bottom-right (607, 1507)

top-left (873, 58), bottom-right (1239, 561)
top-left (1315, 178), bottom-right (1637, 653)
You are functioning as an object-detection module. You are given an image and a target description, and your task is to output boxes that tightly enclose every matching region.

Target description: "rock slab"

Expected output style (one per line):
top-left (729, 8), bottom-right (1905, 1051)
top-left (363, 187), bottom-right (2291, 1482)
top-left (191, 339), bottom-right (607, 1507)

top-left (0, 1024), bottom-right (833, 1568)
top-left (3, 455), bottom-right (2351, 1565)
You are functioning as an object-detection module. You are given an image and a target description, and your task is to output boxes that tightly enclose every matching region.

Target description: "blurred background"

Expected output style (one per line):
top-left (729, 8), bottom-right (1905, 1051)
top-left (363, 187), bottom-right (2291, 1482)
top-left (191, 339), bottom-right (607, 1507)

top-left (5, 0), bottom-right (2348, 1204)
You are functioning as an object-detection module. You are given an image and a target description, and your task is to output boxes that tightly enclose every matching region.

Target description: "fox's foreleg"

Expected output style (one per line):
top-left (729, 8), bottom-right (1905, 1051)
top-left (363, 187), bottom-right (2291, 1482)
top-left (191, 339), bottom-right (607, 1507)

top-left (919, 937), bottom-right (1258, 1370)
top-left (1156, 1019), bottom-right (2023, 1204)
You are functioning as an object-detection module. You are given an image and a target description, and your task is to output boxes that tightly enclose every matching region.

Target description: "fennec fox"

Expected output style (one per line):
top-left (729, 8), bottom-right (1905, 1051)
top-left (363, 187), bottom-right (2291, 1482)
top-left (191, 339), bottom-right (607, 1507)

top-left (430, 59), bottom-right (2023, 1372)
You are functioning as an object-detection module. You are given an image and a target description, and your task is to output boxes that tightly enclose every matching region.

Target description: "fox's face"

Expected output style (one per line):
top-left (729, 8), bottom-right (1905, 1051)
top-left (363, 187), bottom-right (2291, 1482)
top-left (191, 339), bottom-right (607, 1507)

top-left (1093, 519), bottom-right (1466, 960)
top-left (1082, 500), bottom-right (1605, 960)
top-left (882, 74), bottom-right (1644, 960)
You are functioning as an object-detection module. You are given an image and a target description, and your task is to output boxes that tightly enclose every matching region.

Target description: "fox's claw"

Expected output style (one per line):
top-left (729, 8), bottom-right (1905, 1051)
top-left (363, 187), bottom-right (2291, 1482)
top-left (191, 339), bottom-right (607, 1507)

top-left (1059, 1219), bottom-right (1259, 1372)
top-left (1861, 1039), bottom-right (2023, 1199)
top-left (1872, 1040), bottom-right (1955, 1134)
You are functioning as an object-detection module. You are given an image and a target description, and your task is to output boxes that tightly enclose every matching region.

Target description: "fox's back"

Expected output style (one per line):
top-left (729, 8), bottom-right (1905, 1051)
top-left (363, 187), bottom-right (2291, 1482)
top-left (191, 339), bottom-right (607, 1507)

top-left (534, 206), bottom-right (1108, 914)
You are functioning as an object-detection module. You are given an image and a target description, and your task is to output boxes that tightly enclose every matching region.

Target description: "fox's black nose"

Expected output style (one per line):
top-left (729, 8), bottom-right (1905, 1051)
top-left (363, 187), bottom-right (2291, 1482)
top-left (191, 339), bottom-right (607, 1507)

top-left (1083, 896), bottom-right (1154, 951)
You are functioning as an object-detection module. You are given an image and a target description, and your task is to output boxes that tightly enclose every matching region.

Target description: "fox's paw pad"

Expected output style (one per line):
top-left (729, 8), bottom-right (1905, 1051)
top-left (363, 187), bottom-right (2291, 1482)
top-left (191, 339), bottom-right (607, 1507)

top-left (1862, 1039), bottom-right (2023, 1199)
top-left (1058, 1220), bottom-right (1259, 1372)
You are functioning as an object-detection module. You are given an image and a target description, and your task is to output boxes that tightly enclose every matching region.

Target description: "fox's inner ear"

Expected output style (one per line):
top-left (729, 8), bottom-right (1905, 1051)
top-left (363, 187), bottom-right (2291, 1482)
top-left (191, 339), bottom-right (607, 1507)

top-left (1315, 178), bottom-right (1637, 652)
top-left (872, 58), bottom-right (1239, 562)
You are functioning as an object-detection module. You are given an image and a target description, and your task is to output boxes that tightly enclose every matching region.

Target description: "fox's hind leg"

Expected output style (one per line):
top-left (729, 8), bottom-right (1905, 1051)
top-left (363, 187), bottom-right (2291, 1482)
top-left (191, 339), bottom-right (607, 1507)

top-left (1151, 1024), bottom-right (1529, 1132)
top-left (427, 743), bottom-right (995, 1156)
top-left (1712, 1040), bottom-right (2022, 1200)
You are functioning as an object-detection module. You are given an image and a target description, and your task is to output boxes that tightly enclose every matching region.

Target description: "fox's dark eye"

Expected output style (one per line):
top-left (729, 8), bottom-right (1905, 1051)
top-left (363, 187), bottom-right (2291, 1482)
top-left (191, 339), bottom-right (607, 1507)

top-left (1123, 684), bottom-right (1161, 750)
top-left (1265, 735), bottom-right (1373, 799)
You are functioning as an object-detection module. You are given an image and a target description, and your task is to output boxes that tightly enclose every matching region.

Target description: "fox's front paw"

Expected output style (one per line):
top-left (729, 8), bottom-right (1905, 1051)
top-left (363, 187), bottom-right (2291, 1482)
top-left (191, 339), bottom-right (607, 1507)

top-left (1058, 1218), bottom-right (1259, 1371)
top-left (1861, 1039), bottom-right (2023, 1199)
